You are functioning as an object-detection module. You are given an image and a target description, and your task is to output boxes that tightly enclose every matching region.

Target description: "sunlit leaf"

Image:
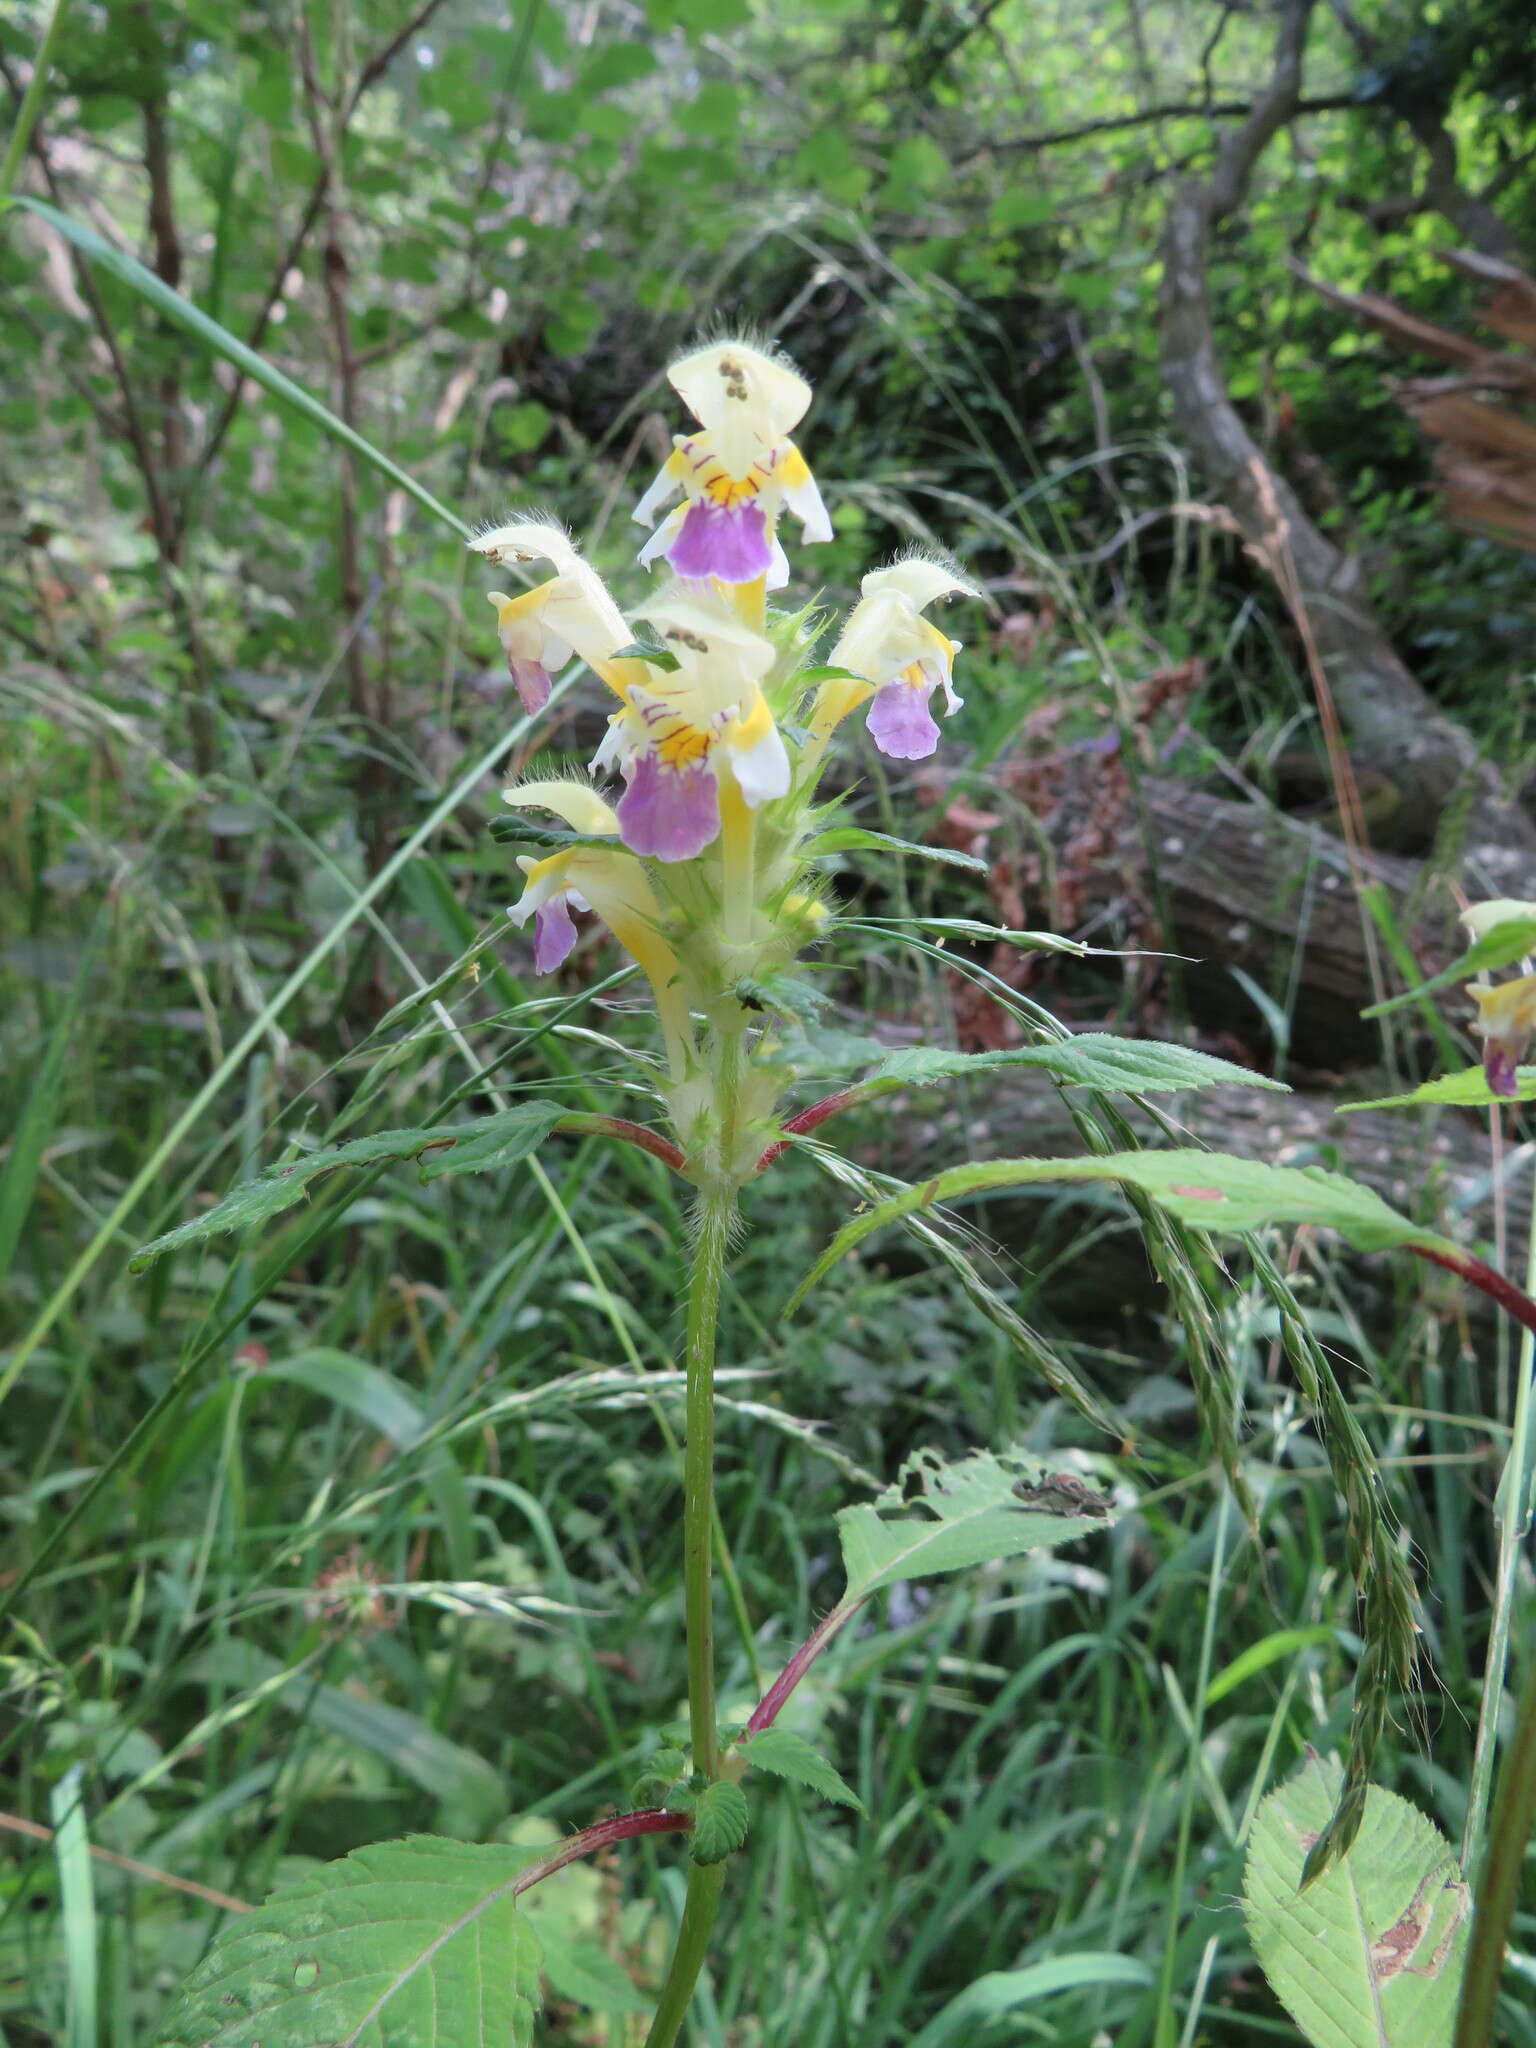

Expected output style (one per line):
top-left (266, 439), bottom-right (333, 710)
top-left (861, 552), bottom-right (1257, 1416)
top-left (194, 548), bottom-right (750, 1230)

top-left (787, 1148), bottom-right (1459, 1311)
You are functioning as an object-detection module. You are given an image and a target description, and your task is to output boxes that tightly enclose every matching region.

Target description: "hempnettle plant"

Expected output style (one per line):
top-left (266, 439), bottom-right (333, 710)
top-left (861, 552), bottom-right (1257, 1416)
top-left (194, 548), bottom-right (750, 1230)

top-left (129, 343), bottom-right (1536, 2048)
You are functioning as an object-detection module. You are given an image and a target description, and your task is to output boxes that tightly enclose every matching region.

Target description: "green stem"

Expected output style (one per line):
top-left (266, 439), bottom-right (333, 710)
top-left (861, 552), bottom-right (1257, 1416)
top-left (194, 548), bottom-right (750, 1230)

top-left (1455, 1655), bottom-right (1536, 2048)
top-left (643, 1865), bottom-right (727, 2048)
top-left (682, 1185), bottom-right (734, 1779)
top-left (1461, 1150), bottom-right (1536, 1873)
top-left (0, 0), bottom-right (72, 205)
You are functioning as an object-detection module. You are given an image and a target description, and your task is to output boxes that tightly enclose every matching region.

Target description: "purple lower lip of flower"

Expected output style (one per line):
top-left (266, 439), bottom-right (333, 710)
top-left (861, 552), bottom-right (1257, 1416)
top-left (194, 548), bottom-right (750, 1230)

top-left (533, 893), bottom-right (580, 974)
top-left (616, 750), bottom-right (722, 861)
top-left (509, 656), bottom-right (553, 715)
top-left (1485, 1043), bottom-right (1520, 1099)
top-left (667, 501), bottom-right (773, 583)
top-left (865, 681), bottom-right (942, 761)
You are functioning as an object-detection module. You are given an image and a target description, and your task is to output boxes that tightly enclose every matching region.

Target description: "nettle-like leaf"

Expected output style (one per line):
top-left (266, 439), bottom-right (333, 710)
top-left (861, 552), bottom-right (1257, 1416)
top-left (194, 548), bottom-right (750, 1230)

top-left (1244, 1757), bottom-right (1469, 2048)
top-left (737, 1726), bottom-right (863, 1813)
top-left (838, 1446), bottom-right (1115, 1603)
top-left (803, 824), bottom-right (989, 873)
top-left (129, 1104), bottom-right (564, 1271)
top-left (689, 1782), bottom-right (749, 1866)
top-left (153, 1836), bottom-right (544, 2048)
top-left (772, 1031), bottom-right (1286, 1097)
top-left (1364, 913), bottom-right (1536, 1017)
top-left (1341, 1062), bottom-right (1536, 1112)
top-left (787, 1149), bottom-right (1458, 1310)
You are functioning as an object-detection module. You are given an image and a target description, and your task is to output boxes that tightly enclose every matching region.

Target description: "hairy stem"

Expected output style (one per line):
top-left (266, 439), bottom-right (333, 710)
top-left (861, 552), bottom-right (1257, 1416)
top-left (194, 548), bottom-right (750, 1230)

top-left (643, 1865), bottom-right (727, 2048)
top-left (683, 1186), bottom-right (734, 1778)
top-left (1459, 1155), bottom-right (1536, 1872)
top-left (643, 1126), bottom-right (741, 2045)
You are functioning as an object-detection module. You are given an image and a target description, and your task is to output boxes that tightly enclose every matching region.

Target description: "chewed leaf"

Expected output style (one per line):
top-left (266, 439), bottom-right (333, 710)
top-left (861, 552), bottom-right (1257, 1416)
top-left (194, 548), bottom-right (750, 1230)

top-left (786, 1149), bottom-right (1460, 1312)
top-left (837, 1446), bottom-right (1115, 1603)
top-left (152, 1836), bottom-right (543, 2048)
top-left (129, 1103), bottom-right (564, 1271)
top-left (1341, 1063), bottom-right (1536, 1112)
top-left (1243, 1757), bottom-right (1468, 2047)
top-left (1363, 914), bottom-right (1536, 1017)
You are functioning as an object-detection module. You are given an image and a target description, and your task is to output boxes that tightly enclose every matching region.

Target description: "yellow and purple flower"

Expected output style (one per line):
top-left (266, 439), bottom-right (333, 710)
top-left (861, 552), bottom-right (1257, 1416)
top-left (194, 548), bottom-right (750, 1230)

top-left (592, 588), bottom-right (788, 862)
top-left (633, 341), bottom-right (831, 589)
top-left (472, 519), bottom-right (633, 714)
top-left (814, 558), bottom-right (977, 761)
top-left (1461, 900), bottom-right (1536, 1099)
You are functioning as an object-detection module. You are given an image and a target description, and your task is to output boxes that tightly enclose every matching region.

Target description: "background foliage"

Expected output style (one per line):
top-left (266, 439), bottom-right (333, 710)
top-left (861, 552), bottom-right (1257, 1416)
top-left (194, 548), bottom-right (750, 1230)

top-left (4, 0), bottom-right (1535, 2041)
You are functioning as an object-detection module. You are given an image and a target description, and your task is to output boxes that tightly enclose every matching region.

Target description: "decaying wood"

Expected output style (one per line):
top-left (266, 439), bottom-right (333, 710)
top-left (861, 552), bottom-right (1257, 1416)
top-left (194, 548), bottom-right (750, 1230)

top-left (1156, 0), bottom-right (1534, 851)
top-left (1299, 248), bottom-right (1536, 556)
top-left (924, 737), bottom-right (1536, 1065)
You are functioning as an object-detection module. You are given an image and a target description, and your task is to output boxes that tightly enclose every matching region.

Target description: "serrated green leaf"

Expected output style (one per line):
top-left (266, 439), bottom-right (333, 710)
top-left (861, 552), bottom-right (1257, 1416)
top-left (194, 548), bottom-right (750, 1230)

top-left (868, 1036), bottom-right (1285, 1097)
top-left (690, 1782), bottom-right (748, 1865)
top-left (1340, 1063), bottom-right (1536, 1112)
top-left (1243, 1757), bottom-right (1468, 2047)
top-left (804, 826), bottom-right (988, 873)
top-left (739, 1727), bottom-right (863, 1812)
top-left (129, 1104), bottom-right (564, 1271)
top-left (1363, 915), bottom-right (1536, 1017)
top-left (837, 1447), bottom-right (1114, 1603)
top-left (787, 1148), bottom-right (1460, 1310)
top-left (152, 1836), bottom-right (543, 2048)
top-left (769, 1031), bottom-right (1285, 1099)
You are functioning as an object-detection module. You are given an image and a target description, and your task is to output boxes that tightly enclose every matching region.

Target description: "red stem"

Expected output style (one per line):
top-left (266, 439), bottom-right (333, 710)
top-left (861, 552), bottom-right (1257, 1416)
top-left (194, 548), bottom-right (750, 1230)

top-left (1412, 1244), bottom-right (1536, 1341)
top-left (755, 1090), bottom-right (861, 1173)
top-left (558, 1114), bottom-right (686, 1173)
top-left (746, 1601), bottom-right (860, 1733)
top-left (511, 1809), bottom-right (689, 1898)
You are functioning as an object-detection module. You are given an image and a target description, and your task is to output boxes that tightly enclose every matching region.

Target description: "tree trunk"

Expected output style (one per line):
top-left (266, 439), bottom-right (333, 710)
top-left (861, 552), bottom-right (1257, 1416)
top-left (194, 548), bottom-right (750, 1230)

top-left (1157, 0), bottom-right (1534, 852)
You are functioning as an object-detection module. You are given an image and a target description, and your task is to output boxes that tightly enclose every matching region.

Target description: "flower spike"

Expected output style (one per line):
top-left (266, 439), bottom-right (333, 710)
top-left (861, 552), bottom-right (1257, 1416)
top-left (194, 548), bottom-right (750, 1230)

top-left (632, 341), bottom-right (832, 590)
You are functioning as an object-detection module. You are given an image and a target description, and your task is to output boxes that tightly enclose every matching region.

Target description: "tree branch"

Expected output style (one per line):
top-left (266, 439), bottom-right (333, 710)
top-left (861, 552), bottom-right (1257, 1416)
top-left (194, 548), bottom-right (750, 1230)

top-left (976, 90), bottom-right (1357, 160)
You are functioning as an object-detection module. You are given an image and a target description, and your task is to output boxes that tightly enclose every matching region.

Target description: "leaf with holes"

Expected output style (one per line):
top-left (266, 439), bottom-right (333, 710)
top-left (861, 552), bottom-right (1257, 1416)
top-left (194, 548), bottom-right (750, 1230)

top-left (1243, 1756), bottom-right (1468, 2047)
top-left (838, 1447), bottom-right (1115, 1603)
top-left (786, 1149), bottom-right (1460, 1311)
top-left (152, 1836), bottom-right (543, 2048)
top-left (129, 1104), bottom-right (564, 1271)
top-left (738, 1727), bottom-right (863, 1812)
